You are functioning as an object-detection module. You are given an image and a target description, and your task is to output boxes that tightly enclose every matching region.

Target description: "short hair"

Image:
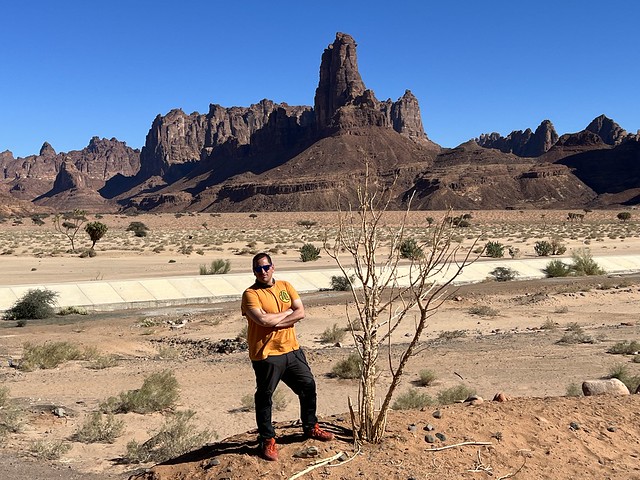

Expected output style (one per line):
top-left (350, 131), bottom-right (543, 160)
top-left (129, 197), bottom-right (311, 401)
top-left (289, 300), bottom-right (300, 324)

top-left (252, 252), bottom-right (272, 267)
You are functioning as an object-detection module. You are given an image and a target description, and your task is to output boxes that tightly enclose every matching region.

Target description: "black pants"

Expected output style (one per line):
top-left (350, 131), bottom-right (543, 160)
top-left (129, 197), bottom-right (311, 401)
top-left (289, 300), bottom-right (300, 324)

top-left (251, 349), bottom-right (317, 439)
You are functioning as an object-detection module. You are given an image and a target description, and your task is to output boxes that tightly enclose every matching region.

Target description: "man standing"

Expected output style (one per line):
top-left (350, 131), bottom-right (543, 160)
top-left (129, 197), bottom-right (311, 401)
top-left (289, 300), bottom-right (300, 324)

top-left (241, 252), bottom-right (333, 461)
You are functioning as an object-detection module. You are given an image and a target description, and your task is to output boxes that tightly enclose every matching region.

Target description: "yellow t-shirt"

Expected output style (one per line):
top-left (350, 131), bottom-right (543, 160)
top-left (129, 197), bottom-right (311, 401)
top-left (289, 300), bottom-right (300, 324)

top-left (241, 279), bottom-right (301, 361)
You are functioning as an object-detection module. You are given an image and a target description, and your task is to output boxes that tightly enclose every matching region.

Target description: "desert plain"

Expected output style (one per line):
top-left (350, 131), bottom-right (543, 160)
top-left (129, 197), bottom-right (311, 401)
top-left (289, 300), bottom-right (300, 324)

top-left (0, 209), bottom-right (639, 480)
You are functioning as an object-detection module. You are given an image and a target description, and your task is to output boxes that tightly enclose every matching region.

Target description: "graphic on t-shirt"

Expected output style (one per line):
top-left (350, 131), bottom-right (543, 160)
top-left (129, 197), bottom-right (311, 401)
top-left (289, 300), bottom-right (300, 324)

top-left (279, 290), bottom-right (291, 303)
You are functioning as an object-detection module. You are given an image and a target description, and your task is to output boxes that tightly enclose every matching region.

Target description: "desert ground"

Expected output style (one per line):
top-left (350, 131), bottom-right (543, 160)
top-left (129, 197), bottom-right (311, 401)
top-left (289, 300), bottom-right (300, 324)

top-left (1, 210), bottom-right (639, 480)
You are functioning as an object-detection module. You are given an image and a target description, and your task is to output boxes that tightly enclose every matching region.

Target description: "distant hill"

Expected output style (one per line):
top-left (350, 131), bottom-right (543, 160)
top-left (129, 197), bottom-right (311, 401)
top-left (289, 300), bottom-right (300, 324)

top-left (1, 33), bottom-right (638, 215)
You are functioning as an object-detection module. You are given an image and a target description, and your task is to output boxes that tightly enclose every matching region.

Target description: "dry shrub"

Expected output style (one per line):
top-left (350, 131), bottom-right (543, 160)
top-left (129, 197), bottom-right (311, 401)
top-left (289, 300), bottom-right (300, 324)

top-left (73, 412), bottom-right (125, 443)
top-left (437, 384), bottom-right (477, 405)
top-left (124, 410), bottom-right (213, 464)
top-left (320, 323), bottom-right (346, 343)
top-left (101, 370), bottom-right (179, 414)
top-left (392, 388), bottom-right (433, 410)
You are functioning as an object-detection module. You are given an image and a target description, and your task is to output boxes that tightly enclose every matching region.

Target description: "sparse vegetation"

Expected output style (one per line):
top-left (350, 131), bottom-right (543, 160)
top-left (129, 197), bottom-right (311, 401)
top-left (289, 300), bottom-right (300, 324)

top-left (58, 305), bottom-right (88, 316)
top-left (100, 370), bottom-right (179, 414)
top-left (29, 439), bottom-right (72, 460)
top-left (543, 259), bottom-right (572, 278)
top-left (557, 323), bottom-right (595, 344)
top-left (417, 369), bottom-right (437, 386)
top-left (299, 243), bottom-right (320, 262)
top-left (320, 323), bottom-right (347, 343)
top-left (392, 388), bottom-right (433, 410)
top-left (570, 248), bottom-right (604, 276)
top-left (330, 274), bottom-right (353, 291)
top-left (199, 259), bottom-right (231, 275)
top-left (124, 410), bottom-right (212, 464)
top-left (437, 384), bottom-right (477, 405)
top-left (607, 364), bottom-right (640, 392)
top-left (484, 241), bottom-right (504, 258)
top-left (240, 388), bottom-right (289, 412)
top-left (399, 238), bottom-right (423, 259)
top-left (3, 288), bottom-right (58, 322)
top-left (468, 305), bottom-right (499, 317)
top-left (436, 330), bottom-right (467, 341)
top-left (18, 341), bottom-right (84, 371)
top-left (53, 209), bottom-right (87, 251)
top-left (330, 352), bottom-right (362, 379)
top-left (607, 340), bottom-right (640, 355)
top-left (73, 412), bottom-right (125, 443)
top-left (0, 387), bottom-right (22, 439)
top-left (126, 221), bottom-right (149, 237)
top-left (297, 220), bottom-right (317, 229)
top-left (489, 266), bottom-right (517, 282)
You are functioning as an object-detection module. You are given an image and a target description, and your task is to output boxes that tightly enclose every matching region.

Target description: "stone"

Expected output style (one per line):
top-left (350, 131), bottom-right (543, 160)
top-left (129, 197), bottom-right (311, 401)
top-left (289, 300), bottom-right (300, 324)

top-left (432, 410), bottom-right (442, 419)
top-left (582, 379), bottom-right (630, 396)
top-left (424, 424), bottom-right (435, 431)
top-left (293, 446), bottom-right (320, 458)
top-left (607, 425), bottom-right (617, 432)
top-left (435, 432), bottom-right (447, 442)
top-left (569, 421), bottom-right (580, 431)
top-left (493, 392), bottom-right (510, 402)
top-left (407, 424), bottom-right (417, 432)
top-left (425, 434), bottom-right (436, 443)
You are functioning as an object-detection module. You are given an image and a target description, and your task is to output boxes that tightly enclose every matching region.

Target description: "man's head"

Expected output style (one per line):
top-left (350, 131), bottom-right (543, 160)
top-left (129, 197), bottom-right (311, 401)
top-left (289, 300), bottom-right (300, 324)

top-left (252, 252), bottom-right (274, 285)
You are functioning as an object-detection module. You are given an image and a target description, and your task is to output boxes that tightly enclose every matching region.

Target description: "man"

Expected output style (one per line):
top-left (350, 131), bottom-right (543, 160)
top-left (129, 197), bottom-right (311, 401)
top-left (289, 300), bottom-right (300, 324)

top-left (241, 252), bottom-right (333, 461)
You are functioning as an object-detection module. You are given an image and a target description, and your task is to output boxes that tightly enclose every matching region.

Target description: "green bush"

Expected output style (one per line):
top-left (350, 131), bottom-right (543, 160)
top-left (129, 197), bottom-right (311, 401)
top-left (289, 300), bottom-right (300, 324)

top-left (85, 221), bottom-right (108, 249)
top-left (299, 243), bottom-right (320, 262)
top-left (330, 275), bottom-right (353, 291)
top-left (330, 353), bottom-right (362, 379)
top-left (489, 266), bottom-right (517, 282)
top-left (534, 240), bottom-right (553, 256)
top-left (124, 410), bottom-right (212, 464)
top-left (199, 259), bottom-right (231, 275)
top-left (543, 260), bottom-right (572, 278)
top-left (417, 369), bottom-right (437, 386)
top-left (484, 241), bottom-right (504, 258)
top-left (126, 221), bottom-right (149, 237)
top-left (320, 323), bottom-right (346, 344)
top-left (437, 384), bottom-right (477, 405)
top-left (101, 370), bottom-right (179, 414)
top-left (617, 212), bottom-right (631, 222)
top-left (73, 412), bottom-right (124, 443)
top-left (399, 238), bottom-right (423, 259)
top-left (3, 288), bottom-right (58, 321)
top-left (392, 388), bottom-right (433, 410)
top-left (571, 249), bottom-right (604, 276)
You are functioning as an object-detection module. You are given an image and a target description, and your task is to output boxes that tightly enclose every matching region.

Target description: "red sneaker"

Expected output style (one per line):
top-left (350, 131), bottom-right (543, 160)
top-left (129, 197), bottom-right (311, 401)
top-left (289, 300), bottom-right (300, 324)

top-left (305, 423), bottom-right (334, 441)
top-left (261, 437), bottom-right (278, 461)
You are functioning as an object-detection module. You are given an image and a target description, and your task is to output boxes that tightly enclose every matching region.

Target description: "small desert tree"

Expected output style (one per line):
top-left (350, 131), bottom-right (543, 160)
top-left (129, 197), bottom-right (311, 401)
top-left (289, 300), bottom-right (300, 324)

top-left (325, 169), bottom-right (477, 444)
top-left (617, 211), bottom-right (631, 223)
top-left (53, 209), bottom-right (87, 252)
top-left (84, 221), bottom-right (108, 249)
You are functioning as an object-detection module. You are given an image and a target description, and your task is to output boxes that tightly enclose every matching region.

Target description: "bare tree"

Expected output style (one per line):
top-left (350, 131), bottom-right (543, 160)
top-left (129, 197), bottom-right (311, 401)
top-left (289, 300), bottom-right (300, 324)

top-left (53, 209), bottom-right (87, 252)
top-left (325, 170), bottom-right (478, 444)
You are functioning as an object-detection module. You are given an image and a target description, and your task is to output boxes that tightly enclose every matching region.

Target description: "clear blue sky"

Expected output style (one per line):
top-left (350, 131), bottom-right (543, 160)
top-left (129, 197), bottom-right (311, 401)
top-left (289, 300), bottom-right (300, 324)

top-left (1, 1), bottom-right (638, 158)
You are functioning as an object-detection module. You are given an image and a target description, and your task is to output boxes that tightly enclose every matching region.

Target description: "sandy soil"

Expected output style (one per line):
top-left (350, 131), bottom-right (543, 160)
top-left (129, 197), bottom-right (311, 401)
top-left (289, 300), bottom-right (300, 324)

top-left (0, 211), bottom-right (639, 479)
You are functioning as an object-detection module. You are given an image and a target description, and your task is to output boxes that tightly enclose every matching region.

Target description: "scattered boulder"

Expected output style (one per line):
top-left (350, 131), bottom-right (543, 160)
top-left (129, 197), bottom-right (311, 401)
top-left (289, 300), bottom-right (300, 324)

top-left (582, 379), bottom-right (630, 396)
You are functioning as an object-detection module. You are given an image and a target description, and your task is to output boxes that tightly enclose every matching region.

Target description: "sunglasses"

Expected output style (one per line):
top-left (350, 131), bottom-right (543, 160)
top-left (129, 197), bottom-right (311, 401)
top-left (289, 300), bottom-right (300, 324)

top-left (253, 264), bottom-right (272, 273)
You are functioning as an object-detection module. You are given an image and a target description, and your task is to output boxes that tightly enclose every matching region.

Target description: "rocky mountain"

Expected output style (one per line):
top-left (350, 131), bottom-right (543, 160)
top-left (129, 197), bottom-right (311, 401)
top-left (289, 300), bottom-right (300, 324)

top-left (1, 33), bottom-right (638, 214)
top-left (0, 137), bottom-right (139, 211)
